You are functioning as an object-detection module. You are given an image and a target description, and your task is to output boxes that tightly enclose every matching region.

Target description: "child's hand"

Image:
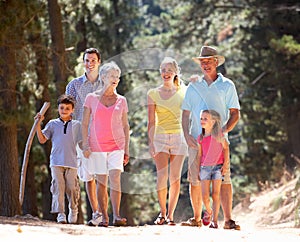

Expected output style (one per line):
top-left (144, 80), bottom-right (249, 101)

top-left (34, 113), bottom-right (44, 123)
top-left (83, 148), bottom-right (91, 158)
top-left (189, 74), bottom-right (200, 83)
top-left (123, 153), bottom-right (129, 166)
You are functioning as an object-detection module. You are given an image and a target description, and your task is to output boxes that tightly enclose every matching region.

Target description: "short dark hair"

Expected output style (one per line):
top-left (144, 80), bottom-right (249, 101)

top-left (57, 94), bottom-right (75, 108)
top-left (83, 48), bottom-right (101, 61)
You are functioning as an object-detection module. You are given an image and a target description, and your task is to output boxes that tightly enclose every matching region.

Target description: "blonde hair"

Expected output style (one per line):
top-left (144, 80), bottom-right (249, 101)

top-left (160, 57), bottom-right (182, 87)
top-left (201, 110), bottom-right (223, 142)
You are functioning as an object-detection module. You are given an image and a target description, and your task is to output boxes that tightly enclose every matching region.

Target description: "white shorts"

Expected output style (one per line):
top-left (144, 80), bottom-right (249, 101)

top-left (77, 145), bottom-right (94, 182)
top-left (84, 150), bottom-right (124, 174)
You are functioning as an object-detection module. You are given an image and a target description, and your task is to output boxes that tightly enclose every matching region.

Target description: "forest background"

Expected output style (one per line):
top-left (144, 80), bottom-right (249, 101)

top-left (0, 0), bottom-right (299, 226)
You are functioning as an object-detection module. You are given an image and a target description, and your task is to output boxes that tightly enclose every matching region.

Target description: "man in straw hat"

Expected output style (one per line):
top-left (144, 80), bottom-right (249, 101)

top-left (180, 46), bottom-right (240, 229)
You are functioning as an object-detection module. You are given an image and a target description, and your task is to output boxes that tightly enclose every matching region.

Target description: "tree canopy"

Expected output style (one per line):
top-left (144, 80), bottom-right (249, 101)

top-left (0, 0), bottom-right (299, 224)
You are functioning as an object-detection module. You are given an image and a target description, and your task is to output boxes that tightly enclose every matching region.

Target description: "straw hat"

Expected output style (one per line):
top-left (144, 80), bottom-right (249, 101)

top-left (192, 46), bottom-right (225, 67)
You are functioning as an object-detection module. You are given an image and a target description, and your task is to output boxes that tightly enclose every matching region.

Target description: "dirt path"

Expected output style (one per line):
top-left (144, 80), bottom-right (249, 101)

top-left (0, 215), bottom-right (299, 242)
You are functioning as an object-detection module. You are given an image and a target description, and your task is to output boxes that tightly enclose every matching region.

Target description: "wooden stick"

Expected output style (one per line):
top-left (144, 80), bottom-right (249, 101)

top-left (19, 102), bottom-right (50, 206)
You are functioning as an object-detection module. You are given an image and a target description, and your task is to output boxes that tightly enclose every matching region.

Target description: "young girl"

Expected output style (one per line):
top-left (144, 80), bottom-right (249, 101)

top-left (198, 110), bottom-right (229, 229)
top-left (147, 57), bottom-right (187, 225)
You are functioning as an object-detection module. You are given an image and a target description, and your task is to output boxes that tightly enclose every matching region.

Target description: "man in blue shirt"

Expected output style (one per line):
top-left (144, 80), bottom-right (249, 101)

top-left (181, 46), bottom-right (240, 230)
top-left (66, 48), bottom-right (102, 226)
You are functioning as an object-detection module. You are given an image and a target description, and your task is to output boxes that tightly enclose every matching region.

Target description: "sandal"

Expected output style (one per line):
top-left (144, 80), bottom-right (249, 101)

top-left (209, 221), bottom-right (218, 229)
top-left (99, 221), bottom-right (109, 227)
top-left (202, 210), bottom-right (212, 226)
top-left (113, 217), bottom-right (127, 227)
top-left (154, 214), bottom-right (166, 225)
top-left (166, 218), bottom-right (176, 226)
top-left (180, 217), bottom-right (202, 227)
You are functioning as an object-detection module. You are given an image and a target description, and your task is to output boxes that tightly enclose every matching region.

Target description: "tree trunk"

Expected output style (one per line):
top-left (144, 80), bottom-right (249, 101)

top-left (47, 0), bottom-right (67, 95)
top-left (0, 45), bottom-right (21, 216)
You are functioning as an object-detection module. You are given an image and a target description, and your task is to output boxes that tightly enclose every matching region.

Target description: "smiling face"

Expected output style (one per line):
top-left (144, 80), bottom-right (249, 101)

top-left (160, 62), bottom-right (177, 84)
top-left (199, 57), bottom-right (218, 76)
top-left (200, 111), bottom-right (215, 130)
top-left (83, 53), bottom-right (101, 74)
top-left (58, 103), bottom-right (74, 121)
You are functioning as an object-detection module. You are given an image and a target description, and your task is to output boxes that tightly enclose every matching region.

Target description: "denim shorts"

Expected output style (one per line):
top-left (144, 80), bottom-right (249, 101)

top-left (200, 164), bottom-right (223, 181)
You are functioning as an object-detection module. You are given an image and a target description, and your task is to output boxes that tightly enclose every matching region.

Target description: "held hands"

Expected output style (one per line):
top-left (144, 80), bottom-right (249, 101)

top-left (83, 148), bottom-right (91, 158)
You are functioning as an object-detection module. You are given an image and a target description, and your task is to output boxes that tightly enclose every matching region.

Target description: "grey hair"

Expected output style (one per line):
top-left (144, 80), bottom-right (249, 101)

top-left (99, 61), bottom-right (121, 80)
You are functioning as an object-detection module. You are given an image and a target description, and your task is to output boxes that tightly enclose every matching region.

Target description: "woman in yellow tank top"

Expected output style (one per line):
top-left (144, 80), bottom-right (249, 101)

top-left (147, 57), bottom-right (187, 225)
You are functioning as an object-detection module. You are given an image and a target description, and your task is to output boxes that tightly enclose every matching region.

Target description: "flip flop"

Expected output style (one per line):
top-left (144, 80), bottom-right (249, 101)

top-left (154, 214), bottom-right (166, 225)
top-left (113, 217), bottom-right (127, 226)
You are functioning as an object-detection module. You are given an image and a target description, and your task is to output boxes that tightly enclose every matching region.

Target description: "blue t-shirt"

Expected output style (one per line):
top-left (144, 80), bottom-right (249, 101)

top-left (181, 73), bottom-right (240, 139)
top-left (42, 118), bottom-right (82, 168)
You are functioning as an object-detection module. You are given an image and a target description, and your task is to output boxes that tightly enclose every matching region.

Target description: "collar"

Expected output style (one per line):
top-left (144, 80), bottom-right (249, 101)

top-left (83, 73), bottom-right (101, 84)
top-left (200, 73), bottom-right (223, 83)
top-left (59, 118), bottom-right (72, 134)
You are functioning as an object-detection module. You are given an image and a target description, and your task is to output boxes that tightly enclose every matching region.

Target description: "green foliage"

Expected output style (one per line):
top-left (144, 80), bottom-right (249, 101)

top-left (2, 0), bottom-right (300, 221)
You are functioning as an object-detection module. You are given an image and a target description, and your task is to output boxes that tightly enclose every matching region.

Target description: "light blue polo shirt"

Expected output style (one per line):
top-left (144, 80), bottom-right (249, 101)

top-left (181, 73), bottom-right (240, 139)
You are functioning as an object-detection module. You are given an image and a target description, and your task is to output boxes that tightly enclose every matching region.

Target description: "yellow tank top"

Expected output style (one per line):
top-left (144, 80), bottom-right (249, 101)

top-left (148, 87), bottom-right (186, 134)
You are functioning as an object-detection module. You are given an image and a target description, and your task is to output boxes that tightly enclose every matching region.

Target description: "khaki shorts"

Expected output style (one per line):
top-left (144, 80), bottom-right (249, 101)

top-left (153, 133), bottom-right (187, 155)
top-left (187, 148), bottom-right (201, 186)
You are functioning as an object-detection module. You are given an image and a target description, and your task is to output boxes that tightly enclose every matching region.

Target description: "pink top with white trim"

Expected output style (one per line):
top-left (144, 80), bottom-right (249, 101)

top-left (197, 135), bottom-right (224, 166)
top-left (84, 93), bottom-right (128, 152)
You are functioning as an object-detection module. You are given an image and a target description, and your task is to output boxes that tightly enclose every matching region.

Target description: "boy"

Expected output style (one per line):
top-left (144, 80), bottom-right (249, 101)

top-left (35, 94), bottom-right (82, 224)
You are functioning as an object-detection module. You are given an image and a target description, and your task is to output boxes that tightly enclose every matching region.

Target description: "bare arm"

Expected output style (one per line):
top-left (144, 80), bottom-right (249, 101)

top-left (223, 108), bottom-right (240, 133)
top-left (182, 109), bottom-right (198, 149)
top-left (82, 106), bottom-right (91, 158)
top-left (122, 111), bottom-right (130, 166)
top-left (147, 95), bottom-right (156, 157)
top-left (34, 113), bottom-right (47, 144)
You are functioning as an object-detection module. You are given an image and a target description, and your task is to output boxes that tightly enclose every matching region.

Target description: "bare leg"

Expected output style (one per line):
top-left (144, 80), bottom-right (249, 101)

top-left (211, 180), bottom-right (222, 223)
top-left (201, 180), bottom-right (212, 214)
top-left (109, 169), bottom-right (123, 221)
top-left (190, 184), bottom-right (202, 221)
top-left (154, 152), bottom-right (169, 219)
top-left (220, 183), bottom-right (232, 221)
top-left (96, 175), bottom-right (109, 224)
top-left (85, 179), bottom-right (99, 213)
top-left (167, 154), bottom-right (185, 221)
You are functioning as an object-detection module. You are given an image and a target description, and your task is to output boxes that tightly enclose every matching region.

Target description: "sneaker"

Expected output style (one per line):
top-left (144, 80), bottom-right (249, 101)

top-left (202, 211), bottom-right (212, 226)
top-left (223, 219), bottom-right (241, 230)
top-left (209, 221), bottom-right (218, 229)
top-left (180, 218), bottom-right (202, 227)
top-left (88, 212), bottom-right (102, 226)
top-left (68, 210), bottom-right (78, 224)
top-left (57, 213), bottom-right (67, 224)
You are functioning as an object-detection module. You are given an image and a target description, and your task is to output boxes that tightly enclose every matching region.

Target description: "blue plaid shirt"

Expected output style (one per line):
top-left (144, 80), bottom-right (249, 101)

top-left (66, 74), bottom-right (102, 121)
